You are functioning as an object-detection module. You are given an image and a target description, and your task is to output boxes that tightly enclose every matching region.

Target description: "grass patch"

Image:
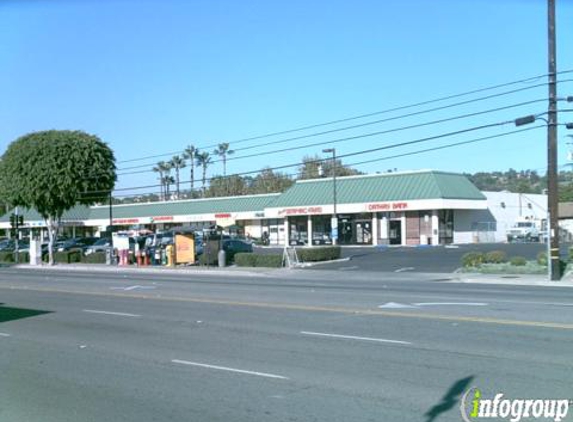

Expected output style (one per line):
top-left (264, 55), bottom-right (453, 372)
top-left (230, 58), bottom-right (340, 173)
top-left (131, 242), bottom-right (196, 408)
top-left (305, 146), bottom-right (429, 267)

top-left (459, 260), bottom-right (547, 274)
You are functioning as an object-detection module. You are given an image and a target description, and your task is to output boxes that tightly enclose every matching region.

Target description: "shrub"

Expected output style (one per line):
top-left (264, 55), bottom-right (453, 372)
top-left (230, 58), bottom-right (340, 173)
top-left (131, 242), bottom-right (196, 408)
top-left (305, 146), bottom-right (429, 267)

top-left (461, 252), bottom-right (484, 268)
top-left (82, 252), bottom-right (107, 264)
top-left (297, 246), bottom-right (341, 262)
top-left (0, 251), bottom-right (28, 263)
top-left (0, 251), bottom-right (14, 263)
top-left (484, 250), bottom-right (507, 264)
top-left (54, 250), bottom-right (82, 264)
top-left (510, 256), bottom-right (527, 266)
top-left (235, 253), bottom-right (257, 267)
top-left (537, 251), bottom-right (548, 266)
top-left (234, 253), bottom-right (283, 268)
top-left (253, 254), bottom-right (283, 268)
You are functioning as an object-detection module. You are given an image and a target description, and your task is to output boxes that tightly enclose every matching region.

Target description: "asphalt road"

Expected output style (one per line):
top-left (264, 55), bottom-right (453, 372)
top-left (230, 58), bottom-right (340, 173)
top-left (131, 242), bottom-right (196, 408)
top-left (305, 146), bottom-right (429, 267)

top-left (1, 268), bottom-right (572, 421)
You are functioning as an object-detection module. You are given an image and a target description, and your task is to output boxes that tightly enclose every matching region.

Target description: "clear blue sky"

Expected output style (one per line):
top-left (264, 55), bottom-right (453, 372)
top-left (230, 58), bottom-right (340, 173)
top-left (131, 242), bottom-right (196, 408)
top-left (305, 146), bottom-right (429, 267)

top-left (1, 0), bottom-right (572, 195)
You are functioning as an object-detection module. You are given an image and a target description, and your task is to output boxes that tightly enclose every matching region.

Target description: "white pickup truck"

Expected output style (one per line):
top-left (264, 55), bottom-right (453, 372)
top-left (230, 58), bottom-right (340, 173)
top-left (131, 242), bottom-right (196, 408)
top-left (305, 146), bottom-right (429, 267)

top-left (506, 217), bottom-right (543, 242)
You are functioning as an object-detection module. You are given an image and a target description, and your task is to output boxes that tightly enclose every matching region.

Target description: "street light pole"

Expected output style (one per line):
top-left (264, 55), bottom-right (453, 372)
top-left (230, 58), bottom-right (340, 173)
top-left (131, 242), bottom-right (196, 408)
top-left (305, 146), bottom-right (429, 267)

top-left (323, 148), bottom-right (337, 245)
top-left (547, 0), bottom-right (560, 280)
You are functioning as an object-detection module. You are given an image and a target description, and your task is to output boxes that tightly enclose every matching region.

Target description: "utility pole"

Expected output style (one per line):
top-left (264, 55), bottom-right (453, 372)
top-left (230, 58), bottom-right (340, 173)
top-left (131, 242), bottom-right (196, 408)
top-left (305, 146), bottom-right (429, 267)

top-left (547, 0), bottom-right (560, 280)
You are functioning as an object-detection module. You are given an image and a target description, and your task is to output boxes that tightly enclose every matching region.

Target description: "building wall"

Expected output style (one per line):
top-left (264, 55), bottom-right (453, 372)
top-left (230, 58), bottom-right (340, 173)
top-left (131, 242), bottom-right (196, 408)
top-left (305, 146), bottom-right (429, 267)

top-left (454, 192), bottom-right (547, 244)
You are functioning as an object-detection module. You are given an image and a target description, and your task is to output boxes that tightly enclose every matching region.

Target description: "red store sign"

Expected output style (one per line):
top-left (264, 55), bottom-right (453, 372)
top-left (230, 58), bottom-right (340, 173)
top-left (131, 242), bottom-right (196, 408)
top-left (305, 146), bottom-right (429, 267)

top-left (367, 202), bottom-right (408, 211)
top-left (152, 216), bottom-right (174, 222)
top-left (279, 206), bottom-right (323, 216)
top-left (113, 218), bottom-right (140, 225)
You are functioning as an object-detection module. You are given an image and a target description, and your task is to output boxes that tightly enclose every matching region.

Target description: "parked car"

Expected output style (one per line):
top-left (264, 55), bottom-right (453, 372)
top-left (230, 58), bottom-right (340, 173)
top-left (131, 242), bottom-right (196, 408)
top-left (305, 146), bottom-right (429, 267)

top-left (56, 237), bottom-right (99, 252)
top-left (84, 237), bottom-right (112, 255)
top-left (222, 238), bottom-right (253, 261)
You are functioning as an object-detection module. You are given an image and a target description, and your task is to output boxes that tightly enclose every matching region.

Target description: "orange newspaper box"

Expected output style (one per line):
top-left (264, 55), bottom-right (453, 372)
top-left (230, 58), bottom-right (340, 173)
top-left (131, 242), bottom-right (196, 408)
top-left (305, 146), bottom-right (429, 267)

top-left (175, 233), bottom-right (195, 265)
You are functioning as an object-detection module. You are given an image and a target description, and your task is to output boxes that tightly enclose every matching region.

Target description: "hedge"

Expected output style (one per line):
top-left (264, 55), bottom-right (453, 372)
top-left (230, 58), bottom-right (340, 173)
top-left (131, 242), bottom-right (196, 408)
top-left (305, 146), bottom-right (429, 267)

top-left (234, 253), bottom-right (257, 267)
top-left (0, 251), bottom-right (29, 263)
top-left (51, 250), bottom-right (82, 264)
top-left (253, 254), bottom-right (283, 268)
top-left (297, 246), bottom-right (341, 262)
top-left (82, 252), bottom-right (107, 264)
top-left (235, 253), bottom-right (283, 268)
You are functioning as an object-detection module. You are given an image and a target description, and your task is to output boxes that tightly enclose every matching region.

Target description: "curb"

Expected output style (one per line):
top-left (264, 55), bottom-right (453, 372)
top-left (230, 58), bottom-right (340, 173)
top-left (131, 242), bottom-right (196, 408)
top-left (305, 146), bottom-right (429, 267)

top-left (8, 264), bottom-right (277, 278)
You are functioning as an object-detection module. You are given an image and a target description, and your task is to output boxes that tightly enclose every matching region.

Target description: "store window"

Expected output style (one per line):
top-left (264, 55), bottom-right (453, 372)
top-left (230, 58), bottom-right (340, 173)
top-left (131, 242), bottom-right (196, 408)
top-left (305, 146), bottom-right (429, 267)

top-left (289, 216), bottom-right (308, 245)
top-left (311, 215), bottom-right (333, 245)
top-left (439, 210), bottom-right (454, 244)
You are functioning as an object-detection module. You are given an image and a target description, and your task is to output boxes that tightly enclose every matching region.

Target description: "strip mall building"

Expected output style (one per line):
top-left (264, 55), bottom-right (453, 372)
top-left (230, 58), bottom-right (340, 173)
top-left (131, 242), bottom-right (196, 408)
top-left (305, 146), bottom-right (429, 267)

top-left (0, 170), bottom-right (549, 246)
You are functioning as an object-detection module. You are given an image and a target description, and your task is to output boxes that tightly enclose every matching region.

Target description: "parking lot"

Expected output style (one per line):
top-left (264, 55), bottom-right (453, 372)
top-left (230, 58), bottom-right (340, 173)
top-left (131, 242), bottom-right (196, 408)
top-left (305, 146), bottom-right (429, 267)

top-left (283, 242), bottom-right (565, 273)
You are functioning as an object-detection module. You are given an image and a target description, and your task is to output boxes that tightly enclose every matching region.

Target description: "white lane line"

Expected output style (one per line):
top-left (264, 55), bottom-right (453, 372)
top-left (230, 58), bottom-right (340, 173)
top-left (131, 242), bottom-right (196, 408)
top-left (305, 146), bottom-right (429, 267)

top-left (0, 333), bottom-right (11, 337)
top-left (413, 302), bottom-right (488, 307)
top-left (83, 309), bottom-right (141, 317)
top-left (394, 267), bottom-right (415, 273)
top-left (171, 360), bottom-right (289, 380)
top-left (300, 331), bottom-right (412, 345)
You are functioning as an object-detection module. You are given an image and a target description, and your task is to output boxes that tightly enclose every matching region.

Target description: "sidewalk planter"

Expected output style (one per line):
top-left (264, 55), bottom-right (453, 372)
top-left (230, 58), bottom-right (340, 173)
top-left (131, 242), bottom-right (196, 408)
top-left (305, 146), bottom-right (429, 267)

top-left (297, 246), bottom-right (341, 262)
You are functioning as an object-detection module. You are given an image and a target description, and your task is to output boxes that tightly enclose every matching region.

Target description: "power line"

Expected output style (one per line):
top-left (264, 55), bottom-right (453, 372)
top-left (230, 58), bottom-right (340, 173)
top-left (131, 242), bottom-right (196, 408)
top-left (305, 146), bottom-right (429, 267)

top-left (106, 125), bottom-right (546, 199)
top-left (115, 69), bottom-right (573, 165)
top-left (88, 115), bottom-right (536, 195)
top-left (116, 98), bottom-right (549, 176)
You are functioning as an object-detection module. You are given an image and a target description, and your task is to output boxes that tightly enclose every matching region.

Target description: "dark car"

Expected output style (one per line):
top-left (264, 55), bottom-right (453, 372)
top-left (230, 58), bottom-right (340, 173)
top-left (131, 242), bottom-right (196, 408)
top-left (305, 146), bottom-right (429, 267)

top-left (222, 238), bottom-right (253, 261)
top-left (83, 237), bottom-right (112, 255)
top-left (56, 237), bottom-right (99, 252)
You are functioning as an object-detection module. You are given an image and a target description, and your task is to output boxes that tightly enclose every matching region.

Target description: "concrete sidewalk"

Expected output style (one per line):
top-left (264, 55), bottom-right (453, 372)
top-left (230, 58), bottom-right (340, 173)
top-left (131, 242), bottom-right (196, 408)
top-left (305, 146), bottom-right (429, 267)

top-left (6, 262), bottom-right (573, 287)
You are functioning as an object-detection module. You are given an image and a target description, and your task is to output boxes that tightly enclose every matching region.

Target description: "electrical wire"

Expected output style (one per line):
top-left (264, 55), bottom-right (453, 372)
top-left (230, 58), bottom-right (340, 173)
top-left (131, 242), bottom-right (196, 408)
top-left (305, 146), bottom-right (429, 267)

top-left (116, 98), bottom-right (549, 176)
top-left (116, 69), bottom-right (573, 165)
top-left (84, 116), bottom-right (539, 195)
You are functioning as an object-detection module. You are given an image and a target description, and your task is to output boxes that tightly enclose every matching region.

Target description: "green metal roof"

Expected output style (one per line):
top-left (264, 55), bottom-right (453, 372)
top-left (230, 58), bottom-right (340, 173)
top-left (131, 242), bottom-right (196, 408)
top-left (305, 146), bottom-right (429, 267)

top-left (0, 205), bottom-right (91, 223)
top-left (267, 170), bottom-right (485, 208)
top-left (88, 193), bottom-right (280, 219)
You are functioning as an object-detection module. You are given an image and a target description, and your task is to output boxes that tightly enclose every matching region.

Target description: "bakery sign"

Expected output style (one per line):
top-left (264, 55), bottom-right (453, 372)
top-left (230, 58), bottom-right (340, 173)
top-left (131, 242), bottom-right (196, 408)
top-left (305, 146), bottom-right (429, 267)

top-left (367, 202), bottom-right (408, 211)
top-left (278, 206), bottom-right (323, 216)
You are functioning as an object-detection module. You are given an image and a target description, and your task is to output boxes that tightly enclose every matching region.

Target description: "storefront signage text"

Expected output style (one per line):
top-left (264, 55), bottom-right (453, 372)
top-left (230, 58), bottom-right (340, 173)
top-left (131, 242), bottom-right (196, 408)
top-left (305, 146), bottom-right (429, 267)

top-left (113, 218), bottom-right (140, 225)
top-left (215, 213), bottom-right (232, 218)
top-left (367, 202), bottom-right (408, 211)
top-left (279, 207), bottom-right (323, 216)
top-left (151, 216), bottom-right (174, 222)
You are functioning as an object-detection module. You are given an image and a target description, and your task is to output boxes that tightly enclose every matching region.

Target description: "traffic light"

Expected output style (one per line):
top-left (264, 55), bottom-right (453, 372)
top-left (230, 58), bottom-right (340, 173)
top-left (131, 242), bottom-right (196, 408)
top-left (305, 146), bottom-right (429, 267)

top-left (9, 213), bottom-right (24, 231)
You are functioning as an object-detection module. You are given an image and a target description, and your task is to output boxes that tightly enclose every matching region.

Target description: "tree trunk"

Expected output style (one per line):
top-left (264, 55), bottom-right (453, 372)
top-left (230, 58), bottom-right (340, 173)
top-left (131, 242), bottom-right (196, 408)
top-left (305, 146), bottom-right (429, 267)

top-left (191, 164), bottom-right (194, 190)
top-left (176, 168), bottom-right (180, 199)
top-left (45, 216), bottom-right (59, 266)
top-left (202, 168), bottom-right (207, 197)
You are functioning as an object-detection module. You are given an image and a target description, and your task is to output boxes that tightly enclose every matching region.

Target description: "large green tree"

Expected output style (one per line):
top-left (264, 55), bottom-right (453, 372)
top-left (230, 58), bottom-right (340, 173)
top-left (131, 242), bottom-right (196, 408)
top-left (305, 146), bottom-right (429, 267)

top-left (0, 130), bottom-right (116, 264)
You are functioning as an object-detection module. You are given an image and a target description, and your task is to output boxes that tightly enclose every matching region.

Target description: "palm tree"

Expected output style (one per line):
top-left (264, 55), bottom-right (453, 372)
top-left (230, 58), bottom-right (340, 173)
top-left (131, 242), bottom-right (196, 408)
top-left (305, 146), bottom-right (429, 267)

top-left (160, 161), bottom-right (172, 200)
top-left (162, 175), bottom-right (175, 199)
top-left (183, 145), bottom-right (198, 192)
top-left (213, 142), bottom-right (234, 176)
top-left (152, 161), bottom-right (168, 200)
top-left (196, 151), bottom-right (212, 196)
top-left (169, 155), bottom-right (186, 199)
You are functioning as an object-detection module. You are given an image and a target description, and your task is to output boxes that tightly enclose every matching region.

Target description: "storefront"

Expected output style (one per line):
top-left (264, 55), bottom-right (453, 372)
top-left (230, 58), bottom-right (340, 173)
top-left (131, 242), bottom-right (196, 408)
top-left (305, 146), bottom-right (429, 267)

top-left (4, 170), bottom-right (533, 247)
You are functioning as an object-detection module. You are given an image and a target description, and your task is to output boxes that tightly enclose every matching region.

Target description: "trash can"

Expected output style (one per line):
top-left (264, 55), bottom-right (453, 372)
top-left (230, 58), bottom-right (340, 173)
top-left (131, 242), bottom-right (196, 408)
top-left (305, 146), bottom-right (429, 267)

top-left (218, 249), bottom-right (226, 268)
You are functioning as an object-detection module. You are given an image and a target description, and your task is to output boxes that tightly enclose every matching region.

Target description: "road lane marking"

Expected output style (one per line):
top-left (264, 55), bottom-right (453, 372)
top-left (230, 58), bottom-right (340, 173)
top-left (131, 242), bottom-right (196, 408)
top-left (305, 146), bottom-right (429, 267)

top-left (338, 266), bottom-right (359, 271)
top-left (394, 267), bottom-right (415, 273)
top-left (83, 309), bottom-right (141, 317)
top-left (110, 285), bottom-right (156, 291)
top-left (378, 302), bottom-right (417, 309)
top-left (300, 331), bottom-right (412, 345)
top-left (413, 302), bottom-right (488, 307)
top-left (0, 333), bottom-right (11, 337)
top-left (171, 359), bottom-right (289, 380)
top-left (3, 285), bottom-right (573, 330)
